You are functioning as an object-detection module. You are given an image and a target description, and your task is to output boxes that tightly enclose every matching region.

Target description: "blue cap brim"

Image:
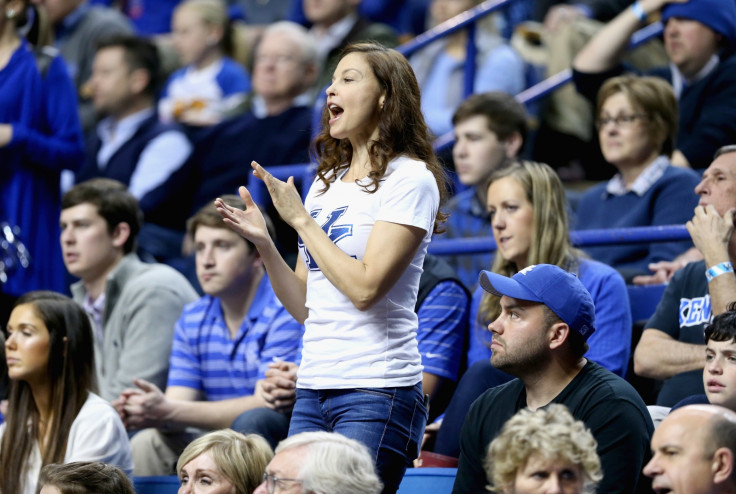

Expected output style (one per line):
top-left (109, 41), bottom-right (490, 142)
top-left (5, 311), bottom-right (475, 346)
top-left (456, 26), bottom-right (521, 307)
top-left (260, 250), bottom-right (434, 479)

top-left (479, 270), bottom-right (542, 303)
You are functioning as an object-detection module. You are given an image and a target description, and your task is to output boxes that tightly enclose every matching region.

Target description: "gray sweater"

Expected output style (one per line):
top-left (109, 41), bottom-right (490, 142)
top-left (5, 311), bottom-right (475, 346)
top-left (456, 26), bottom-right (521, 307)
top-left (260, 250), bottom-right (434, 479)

top-left (72, 254), bottom-right (198, 401)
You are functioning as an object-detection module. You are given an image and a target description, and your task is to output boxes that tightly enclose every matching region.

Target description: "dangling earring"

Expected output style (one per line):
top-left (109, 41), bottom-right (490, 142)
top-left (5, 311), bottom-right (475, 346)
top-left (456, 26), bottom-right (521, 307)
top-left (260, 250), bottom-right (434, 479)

top-left (6, 8), bottom-right (15, 19)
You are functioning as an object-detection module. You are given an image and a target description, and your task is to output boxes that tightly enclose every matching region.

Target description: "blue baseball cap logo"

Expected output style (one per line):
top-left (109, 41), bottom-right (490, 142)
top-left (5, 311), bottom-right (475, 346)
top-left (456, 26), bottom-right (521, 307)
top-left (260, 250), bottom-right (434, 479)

top-left (478, 264), bottom-right (596, 340)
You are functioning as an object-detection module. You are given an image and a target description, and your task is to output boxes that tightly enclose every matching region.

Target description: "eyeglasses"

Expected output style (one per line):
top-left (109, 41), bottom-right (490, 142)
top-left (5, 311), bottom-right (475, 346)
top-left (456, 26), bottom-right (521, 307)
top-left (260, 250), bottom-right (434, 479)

top-left (261, 472), bottom-right (303, 494)
top-left (595, 113), bottom-right (647, 129)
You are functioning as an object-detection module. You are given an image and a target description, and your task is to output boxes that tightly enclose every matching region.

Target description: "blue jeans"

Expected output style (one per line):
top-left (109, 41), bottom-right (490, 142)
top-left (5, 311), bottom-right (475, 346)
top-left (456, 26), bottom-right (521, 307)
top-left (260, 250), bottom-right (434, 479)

top-left (231, 407), bottom-right (291, 451)
top-left (289, 383), bottom-right (428, 494)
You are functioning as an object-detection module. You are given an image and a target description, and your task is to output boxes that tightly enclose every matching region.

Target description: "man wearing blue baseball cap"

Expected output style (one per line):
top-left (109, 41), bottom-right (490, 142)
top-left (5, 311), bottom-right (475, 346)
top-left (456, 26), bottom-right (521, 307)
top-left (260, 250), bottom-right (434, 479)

top-left (572, 0), bottom-right (736, 170)
top-left (452, 264), bottom-right (654, 494)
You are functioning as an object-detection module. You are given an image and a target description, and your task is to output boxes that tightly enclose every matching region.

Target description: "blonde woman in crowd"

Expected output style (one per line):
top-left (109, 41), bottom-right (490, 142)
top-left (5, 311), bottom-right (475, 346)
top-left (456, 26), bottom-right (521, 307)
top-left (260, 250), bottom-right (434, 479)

top-left (177, 429), bottom-right (273, 494)
top-left (158, 0), bottom-right (250, 126)
top-left (434, 160), bottom-right (630, 457)
top-left (486, 404), bottom-right (602, 494)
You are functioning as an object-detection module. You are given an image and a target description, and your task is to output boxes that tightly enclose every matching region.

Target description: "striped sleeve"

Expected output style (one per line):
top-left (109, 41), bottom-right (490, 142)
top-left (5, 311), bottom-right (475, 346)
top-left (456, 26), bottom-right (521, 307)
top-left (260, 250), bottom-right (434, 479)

top-left (417, 280), bottom-right (469, 381)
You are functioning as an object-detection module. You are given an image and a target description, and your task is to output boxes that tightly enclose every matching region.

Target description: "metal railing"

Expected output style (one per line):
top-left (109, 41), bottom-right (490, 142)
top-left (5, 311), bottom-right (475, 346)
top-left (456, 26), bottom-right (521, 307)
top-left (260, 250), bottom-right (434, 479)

top-left (400, 0), bottom-right (665, 151)
top-left (247, 164), bottom-right (690, 254)
top-left (427, 224), bottom-right (690, 255)
top-left (398, 0), bottom-right (516, 98)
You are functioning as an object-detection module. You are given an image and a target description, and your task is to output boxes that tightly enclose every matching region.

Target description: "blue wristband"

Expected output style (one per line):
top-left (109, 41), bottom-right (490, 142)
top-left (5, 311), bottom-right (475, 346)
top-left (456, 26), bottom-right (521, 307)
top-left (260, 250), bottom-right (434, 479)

top-left (630, 1), bottom-right (647, 22)
top-left (706, 262), bottom-right (734, 282)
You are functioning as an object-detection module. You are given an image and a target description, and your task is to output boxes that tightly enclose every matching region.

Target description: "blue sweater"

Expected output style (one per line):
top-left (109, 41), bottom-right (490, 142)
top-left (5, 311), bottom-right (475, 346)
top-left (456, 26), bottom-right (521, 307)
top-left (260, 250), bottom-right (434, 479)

top-left (467, 258), bottom-right (632, 377)
top-left (0, 40), bottom-right (84, 296)
top-left (155, 105), bottom-right (313, 231)
top-left (574, 165), bottom-right (700, 278)
top-left (80, 113), bottom-right (183, 224)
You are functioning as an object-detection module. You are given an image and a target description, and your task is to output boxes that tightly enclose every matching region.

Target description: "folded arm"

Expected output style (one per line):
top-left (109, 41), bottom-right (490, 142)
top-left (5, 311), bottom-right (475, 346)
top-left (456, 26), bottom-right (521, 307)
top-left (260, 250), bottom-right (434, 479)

top-left (573, 0), bottom-right (684, 73)
top-left (633, 328), bottom-right (705, 379)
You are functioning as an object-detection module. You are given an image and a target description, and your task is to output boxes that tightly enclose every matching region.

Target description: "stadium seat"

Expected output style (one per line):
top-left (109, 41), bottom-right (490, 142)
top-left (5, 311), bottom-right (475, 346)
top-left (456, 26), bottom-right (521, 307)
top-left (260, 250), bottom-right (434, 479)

top-left (626, 283), bottom-right (667, 404)
top-left (134, 475), bottom-right (179, 494)
top-left (397, 467), bottom-right (457, 494)
top-left (627, 283), bottom-right (667, 323)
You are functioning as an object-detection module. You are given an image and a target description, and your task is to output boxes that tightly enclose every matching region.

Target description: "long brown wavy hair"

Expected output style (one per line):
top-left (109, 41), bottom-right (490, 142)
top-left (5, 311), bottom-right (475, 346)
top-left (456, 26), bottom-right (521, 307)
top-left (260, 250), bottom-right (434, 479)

top-left (0, 291), bottom-right (98, 494)
top-left (478, 160), bottom-right (584, 324)
top-left (311, 42), bottom-right (448, 233)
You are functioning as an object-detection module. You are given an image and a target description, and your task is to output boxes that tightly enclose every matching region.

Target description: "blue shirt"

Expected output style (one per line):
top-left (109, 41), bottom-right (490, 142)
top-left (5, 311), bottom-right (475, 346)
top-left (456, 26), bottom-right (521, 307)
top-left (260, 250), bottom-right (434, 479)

top-left (0, 39), bottom-right (83, 296)
top-left (575, 163), bottom-right (700, 276)
top-left (167, 274), bottom-right (303, 401)
top-left (417, 280), bottom-right (469, 381)
top-left (417, 40), bottom-right (526, 137)
top-left (159, 58), bottom-right (251, 124)
top-left (442, 188), bottom-right (492, 290)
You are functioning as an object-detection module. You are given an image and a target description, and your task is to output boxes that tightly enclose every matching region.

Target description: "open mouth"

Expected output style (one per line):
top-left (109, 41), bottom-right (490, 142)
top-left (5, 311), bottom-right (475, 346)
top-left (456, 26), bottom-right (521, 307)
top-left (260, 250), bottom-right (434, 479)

top-left (328, 103), bottom-right (344, 122)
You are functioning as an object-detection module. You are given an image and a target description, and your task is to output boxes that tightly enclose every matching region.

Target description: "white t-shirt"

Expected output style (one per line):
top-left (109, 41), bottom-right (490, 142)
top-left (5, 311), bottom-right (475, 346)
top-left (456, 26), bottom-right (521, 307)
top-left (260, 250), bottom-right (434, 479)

top-left (298, 156), bottom-right (439, 389)
top-left (0, 392), bottom-right (133, 494)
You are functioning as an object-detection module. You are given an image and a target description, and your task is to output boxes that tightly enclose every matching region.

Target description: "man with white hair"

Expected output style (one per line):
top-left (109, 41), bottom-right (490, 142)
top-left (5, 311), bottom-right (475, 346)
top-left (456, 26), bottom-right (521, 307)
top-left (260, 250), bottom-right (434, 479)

top-left (644, 404), bottom-right (736, 494)
top-left (254, 431), bottom-right (382, 494)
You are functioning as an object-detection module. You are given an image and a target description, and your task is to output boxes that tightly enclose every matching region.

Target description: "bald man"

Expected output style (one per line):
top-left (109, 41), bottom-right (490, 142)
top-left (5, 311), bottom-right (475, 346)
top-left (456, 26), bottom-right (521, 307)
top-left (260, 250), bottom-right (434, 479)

top-left (645, 404), bottom-right (736, 494)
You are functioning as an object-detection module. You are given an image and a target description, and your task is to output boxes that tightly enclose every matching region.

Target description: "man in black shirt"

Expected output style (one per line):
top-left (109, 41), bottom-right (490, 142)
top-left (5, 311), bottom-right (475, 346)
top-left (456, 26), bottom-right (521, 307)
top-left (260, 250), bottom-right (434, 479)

top-left (453, 264), bottom-right (653, 494)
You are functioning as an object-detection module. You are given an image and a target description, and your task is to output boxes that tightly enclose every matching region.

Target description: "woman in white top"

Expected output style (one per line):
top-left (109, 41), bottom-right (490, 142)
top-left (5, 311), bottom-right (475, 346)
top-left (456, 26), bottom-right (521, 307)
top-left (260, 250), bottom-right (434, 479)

top-left (216, 42), bottom-right (448, 494)
top-left (0, 291), bottom-right (132, 494)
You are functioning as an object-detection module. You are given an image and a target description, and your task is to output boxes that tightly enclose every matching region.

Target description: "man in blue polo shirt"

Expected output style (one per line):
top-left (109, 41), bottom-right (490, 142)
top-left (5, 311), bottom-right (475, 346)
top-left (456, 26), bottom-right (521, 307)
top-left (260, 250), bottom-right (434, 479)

top-left (113, 195), bottom-right (303, 476)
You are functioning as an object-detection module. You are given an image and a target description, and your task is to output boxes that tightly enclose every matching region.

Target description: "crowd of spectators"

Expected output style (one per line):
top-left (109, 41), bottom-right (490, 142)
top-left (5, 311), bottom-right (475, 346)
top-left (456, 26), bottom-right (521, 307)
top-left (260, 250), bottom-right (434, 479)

top-left (3, 0), bottom-right (736, 493)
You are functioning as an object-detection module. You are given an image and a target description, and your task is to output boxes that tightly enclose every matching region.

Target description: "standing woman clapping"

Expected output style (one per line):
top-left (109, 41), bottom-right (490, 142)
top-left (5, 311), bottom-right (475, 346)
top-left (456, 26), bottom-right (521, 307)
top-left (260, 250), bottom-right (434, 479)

top-left (217, 42), bottom-right (448, 494)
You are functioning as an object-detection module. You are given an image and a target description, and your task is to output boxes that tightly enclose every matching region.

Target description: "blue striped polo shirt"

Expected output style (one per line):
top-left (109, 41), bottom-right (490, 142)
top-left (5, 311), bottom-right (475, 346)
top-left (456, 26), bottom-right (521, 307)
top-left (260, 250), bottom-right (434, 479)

top-left (167, 274), bottom-right (303, 401)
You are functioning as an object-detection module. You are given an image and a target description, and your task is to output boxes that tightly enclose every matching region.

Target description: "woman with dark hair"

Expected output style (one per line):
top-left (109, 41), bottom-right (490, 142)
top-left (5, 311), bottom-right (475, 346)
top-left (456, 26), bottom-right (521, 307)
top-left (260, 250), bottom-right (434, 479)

top-left (216, 42), bottom-right (447, 494)
top-left (38, 462), bottom-right (135, 494)
top-left (0, 291), bottom-right (132, 494)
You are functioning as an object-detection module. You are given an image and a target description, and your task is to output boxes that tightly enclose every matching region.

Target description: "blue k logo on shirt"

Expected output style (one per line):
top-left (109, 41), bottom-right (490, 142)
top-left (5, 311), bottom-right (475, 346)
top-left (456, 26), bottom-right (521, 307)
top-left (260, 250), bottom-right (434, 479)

top-left (299, 206), bottom-right (354, 271)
